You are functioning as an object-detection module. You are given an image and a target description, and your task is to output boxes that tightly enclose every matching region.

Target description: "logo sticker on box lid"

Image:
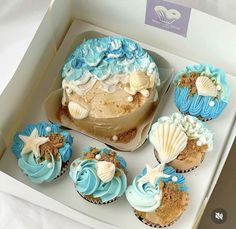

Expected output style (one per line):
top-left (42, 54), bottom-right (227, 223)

top-left (145, 0), bottom-right (191, 37)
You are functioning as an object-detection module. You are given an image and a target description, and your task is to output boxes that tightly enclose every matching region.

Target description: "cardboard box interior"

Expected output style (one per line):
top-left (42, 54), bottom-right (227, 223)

top-left (0, 0), bottom-right (236, 228)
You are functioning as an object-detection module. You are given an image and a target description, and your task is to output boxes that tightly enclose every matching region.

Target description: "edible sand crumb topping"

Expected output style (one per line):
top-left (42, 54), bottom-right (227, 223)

top-left (39, 133), bottom-right (64, 162)
top-left (178, 70), bottom-right (222, 100)
top-left (178, 72), bottom-right (199, 96)
top-left (82, 148), bottom-right (127, 175)
top-left (176, 139), bottom-right (208, 161)
top-left (155, 183), bottom-right (188, 223)
top-left (135, 182), bottom-right (188, 226)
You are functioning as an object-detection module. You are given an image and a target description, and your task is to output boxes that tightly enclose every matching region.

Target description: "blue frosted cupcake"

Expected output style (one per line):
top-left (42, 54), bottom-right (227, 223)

top-left (126, 164), bottom-right (189, 227)
top-left (12, 121), bottom-right (73, 184)
top-left (174, 64), bottom-right (230, 121)
top-left (69, 147), bottom-right (127, 204)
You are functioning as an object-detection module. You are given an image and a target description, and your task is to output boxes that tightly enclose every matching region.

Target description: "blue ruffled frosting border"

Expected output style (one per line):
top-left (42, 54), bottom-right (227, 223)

top-left (61, 36), bottom-right (159, 83)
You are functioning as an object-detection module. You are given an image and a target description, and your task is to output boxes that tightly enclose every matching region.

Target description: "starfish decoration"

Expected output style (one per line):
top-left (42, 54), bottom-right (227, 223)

top-left (138, 164), bottom-right (170, 187)
top-left (19, 128), bottom-right (49, 158)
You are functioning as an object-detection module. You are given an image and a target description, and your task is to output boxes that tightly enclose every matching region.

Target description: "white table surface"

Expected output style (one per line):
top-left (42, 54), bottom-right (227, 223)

top-left (1, 1), bottom-right (236, 229)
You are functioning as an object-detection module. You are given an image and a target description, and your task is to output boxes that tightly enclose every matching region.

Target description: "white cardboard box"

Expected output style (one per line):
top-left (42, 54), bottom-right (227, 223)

top-left (0, 1), bottom-right (236, 228)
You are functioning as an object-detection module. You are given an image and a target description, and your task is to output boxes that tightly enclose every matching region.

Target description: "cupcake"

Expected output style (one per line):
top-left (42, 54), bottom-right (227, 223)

top-left (149, 113), bottom-right (213, 172)
top-left (69, 147), bottom-right (127, 204)
top-left (12, 121), bottom-right (73, 183)
top-left (174, 63), bottom-right (230, 121)
top-left (126, 164), bottom-right (189, 227)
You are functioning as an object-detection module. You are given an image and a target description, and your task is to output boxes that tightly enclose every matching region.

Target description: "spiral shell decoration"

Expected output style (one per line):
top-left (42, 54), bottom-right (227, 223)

top-left (124, 71), bottom-right (155, 97)
top-left (68, 101), bottom-right (89, 120)
top-left (97, 161), bottom-right (116, 183)
top-left (195, 76), bottom-right (218, 97)
top-left (149, 122), bottom-right (188, 164)
top-left (130, 71), bottom-right (151, 91)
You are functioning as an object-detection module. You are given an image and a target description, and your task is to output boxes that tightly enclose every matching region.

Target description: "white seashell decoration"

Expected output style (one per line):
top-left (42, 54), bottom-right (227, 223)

top-left (129, 71), bottom-right (150, 91)
top-left (124, 71), bottom-right (155, 97)
top-left (149, 122), bottom-right (188, 164)
top-left (97, 161), bottom-right (116, 183)
top-left (195, 76), bottom-right (218, 97)
top-left (68, 101), bottom-right (89, 120)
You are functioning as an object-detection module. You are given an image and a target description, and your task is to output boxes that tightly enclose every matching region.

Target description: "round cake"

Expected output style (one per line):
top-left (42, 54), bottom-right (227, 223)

top-left (58, 36), bottom-right (160, 151)
top-left (12, 121), bottom-right (73, 183)
top-left (149, 113), bottom-right (213, 172)
top-left (69, 147), bottom-right (127, 204)
top-left (126, 164), bottom-right (189, 227)
top-left (174, 63), bottom-right (230, 121)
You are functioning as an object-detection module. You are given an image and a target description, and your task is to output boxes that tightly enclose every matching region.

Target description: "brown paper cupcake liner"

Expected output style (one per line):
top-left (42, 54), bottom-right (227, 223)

top-left (154, 149), bottom-right (201, 173)
top-left (77, 192), bottom-right (117, 205)
top-left (133, 193), bottom-right (189, 228)
top-left (175, 165), bottom-right (199, 173)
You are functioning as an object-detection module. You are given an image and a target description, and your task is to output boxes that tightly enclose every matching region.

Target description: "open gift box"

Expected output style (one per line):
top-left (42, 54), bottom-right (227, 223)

top-left (0, 0), bottom-right (236, 228)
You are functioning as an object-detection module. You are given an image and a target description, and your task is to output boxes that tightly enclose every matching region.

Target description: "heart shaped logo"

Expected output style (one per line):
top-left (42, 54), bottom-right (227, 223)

top-left (154, 5), bottom-right (181, 24)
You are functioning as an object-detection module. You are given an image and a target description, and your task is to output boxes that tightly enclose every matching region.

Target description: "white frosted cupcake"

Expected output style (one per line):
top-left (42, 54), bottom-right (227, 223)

top-left (149, 113), bottom-right (213, 172)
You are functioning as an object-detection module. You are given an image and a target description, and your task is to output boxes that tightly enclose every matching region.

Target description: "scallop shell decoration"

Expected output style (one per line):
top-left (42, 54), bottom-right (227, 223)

top-left (68, 101), bottom-right (89, 120)
top-left (195, 76), bottom-right (218, 97)
top-left (149, 122), bottom-right (188, 164)
top-left (97, 161), bottom-right (116, 183)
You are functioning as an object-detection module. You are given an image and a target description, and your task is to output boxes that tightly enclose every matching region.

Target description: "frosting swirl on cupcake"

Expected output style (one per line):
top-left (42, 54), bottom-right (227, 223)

top-left (12, 122), bottom-right (73, 183)
top-left (69, 147), bottom-right (127, 202)
top-left (18, 152), bottom-right (62, 183)
top-left (126, 164), bottom-right (187, 212)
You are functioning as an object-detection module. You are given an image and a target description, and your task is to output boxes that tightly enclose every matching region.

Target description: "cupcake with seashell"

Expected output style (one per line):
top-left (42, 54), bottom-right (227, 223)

top-left (149, 113), bottom-right (213, 172)
top-left (12, 121), bottom-right (73, 183)
top-left (174, 63), bottom-right (230, 121)
top-left (52, 36), bottom-right (160, 151)
top-left (69, 147), bottom-right (127, 204)
top-left (126, 164), bottom-right (189, 227)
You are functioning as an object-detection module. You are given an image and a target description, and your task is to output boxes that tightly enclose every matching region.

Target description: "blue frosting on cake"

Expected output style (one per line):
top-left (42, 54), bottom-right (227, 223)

top-left (174, 64), bottom-right (230, 119)
top-left (61, 36), bottom-right (159, 83)
top-left (12, 122), bottom-right (73, 183)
